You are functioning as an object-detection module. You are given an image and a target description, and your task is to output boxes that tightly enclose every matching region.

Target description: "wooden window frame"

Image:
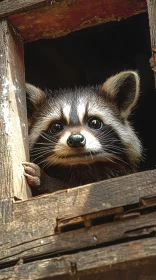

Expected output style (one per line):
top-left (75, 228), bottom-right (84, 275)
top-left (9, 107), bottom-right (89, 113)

top-left (0, 0), bottom-right (156, 279)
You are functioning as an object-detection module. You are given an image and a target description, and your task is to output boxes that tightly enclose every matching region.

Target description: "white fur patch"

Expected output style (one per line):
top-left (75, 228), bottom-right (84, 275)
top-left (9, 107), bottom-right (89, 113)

top-left (80, 129), bottom-right (102, 152)
top-left (63, 104), bottom-right (71, 124)
top-left (77, 102), bottom-right (86, 123)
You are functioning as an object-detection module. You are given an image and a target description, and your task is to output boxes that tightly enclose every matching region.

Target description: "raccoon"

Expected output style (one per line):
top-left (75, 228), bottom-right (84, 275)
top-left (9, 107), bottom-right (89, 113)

top-left (24, 71), bottom-right (142, 194)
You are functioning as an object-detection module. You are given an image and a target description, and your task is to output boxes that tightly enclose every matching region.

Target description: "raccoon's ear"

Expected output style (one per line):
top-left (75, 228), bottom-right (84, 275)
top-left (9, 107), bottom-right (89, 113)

top-left (26, 83), bottom-right (47, 129)
top-left (102, 71), bottom-right (140, 119)
top-left (26, 83), bottom-right (47, 110)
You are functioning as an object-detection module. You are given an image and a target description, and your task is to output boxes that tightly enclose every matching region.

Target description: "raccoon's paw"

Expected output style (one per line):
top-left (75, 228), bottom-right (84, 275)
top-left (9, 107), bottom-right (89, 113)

top-left (23, 162), bottom-right (41, 187)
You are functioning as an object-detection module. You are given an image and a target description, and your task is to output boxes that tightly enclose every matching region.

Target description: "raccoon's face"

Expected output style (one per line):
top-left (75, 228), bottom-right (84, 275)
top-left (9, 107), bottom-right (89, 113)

top-left (26, 71), bottom-right (142, 170)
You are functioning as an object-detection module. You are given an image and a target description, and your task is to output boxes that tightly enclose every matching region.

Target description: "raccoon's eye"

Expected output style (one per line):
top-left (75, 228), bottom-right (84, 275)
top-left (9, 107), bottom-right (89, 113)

top-left (49, 122), bottom-right (64, 134)
top-left (88, 117), bottom-right (103, 130)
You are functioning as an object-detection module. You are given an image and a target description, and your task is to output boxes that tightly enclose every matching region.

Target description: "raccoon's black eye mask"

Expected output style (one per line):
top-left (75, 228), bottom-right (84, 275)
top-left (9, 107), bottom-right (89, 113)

top-left (47, 116), bottom-right (104, 136)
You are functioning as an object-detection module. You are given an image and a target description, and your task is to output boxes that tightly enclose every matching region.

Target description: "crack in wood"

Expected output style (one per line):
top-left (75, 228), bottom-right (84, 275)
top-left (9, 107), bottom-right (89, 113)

top-left (56, 195), bottom-right (156, 233)
top-left (124, 225), bottom-right (156, 237)
top-left (69, 262), bottom-right (77, 276)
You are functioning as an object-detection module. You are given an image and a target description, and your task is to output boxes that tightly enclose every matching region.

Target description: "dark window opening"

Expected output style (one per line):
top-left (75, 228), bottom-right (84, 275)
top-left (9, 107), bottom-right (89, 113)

top-left (25, 12), bottom-right (156, 171)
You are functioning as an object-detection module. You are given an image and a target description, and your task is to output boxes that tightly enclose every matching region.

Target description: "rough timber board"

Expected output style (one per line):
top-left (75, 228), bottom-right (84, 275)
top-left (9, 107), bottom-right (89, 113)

top-left (8, 0), bottom-right (147, 42)
top-left (1, 210), bottom-right (156, 264)
top-left (0, 170), bottom-right (156, 264)
top-left (0, 0), bottom-right (50, 19)
top-left (146, 0), bottom-right (156, 85)
top-left (0, 20), bottom-right (31, 200)
top-left (13, 169), bottom-right (156, 222)
top-left (1, 237), bottom-right (156, 279)
top-left (147, 0), bottom-right (156, 49)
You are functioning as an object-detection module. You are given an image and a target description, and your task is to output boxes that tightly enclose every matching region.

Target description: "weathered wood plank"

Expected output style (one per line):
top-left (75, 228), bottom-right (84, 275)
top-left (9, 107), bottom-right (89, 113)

top-left (0, 199), bottom-right (13, 224)
top-left (0, 0), bottom-right (50, 19)
top-left (0, 20), bottom-right (31, 200)
top-left (8, 0), bottom-right (147, 42)
top-left (0, 210), bottom-right (156, 264)
top-left (14, 169), bottom-right (156, 224)
top-left (147, 0), bottom-right (156, 49)
top-left (147, 0), bottom-right (156, 86)
top-left (1, 237), bottom-right (156, 279)
top-left (0, 170), bottom-right (156, 264)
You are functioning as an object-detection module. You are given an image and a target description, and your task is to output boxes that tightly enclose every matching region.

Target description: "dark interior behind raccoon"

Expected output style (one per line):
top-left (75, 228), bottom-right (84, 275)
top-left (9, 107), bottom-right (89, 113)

top-left (24, 12), bottom-right (156, 195)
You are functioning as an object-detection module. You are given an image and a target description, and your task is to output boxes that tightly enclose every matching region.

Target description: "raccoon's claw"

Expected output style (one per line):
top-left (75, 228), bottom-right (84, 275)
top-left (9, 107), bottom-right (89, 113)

top-left (23, 162), bottom-right (41, 187)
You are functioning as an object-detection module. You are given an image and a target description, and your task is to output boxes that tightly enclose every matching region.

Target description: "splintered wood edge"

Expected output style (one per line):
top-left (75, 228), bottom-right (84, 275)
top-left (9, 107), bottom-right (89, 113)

top-left (0, 237), bottom-right (156, 279)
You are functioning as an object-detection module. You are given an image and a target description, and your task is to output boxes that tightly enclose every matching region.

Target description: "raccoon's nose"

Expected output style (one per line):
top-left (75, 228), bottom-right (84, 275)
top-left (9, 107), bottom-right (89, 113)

top-left (67, 134), bottom-right (86, 148)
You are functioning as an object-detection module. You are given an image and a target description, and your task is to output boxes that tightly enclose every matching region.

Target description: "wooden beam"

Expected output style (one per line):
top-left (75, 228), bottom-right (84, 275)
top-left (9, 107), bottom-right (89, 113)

top-left (8, 0), bottom-right (147, 42)
top-left (12, 169), bottom-right (156, 225)
top-left (1, 211), bottom-right (156, 264)
top-left (0, 169), bottom-right (156, 264)
top-left (0, 199), bottom-right (13, 224)
top-left (147, 0), bottom-right (156, 86)
top-left (0, 20), bottom-right (31, 200)
top-left (0, 0), bottom-right (50, 19)
top-left (1, 237), bottom-right (156, 279)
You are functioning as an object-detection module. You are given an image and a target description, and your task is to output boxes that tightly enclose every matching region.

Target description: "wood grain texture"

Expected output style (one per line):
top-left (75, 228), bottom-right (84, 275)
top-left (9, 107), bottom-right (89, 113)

top-left (147, 0), bottom-right (156, 48)
top-left (146, 0), bottom-right (156, 85)
top-left (8, 0), bottom-right (147, 42)
top-left (0, 0), bottom-right (50, 18)
top-left (1, 237), bottom-right (156, 279)
top-left (0, 169), bottom-right (156, 264)
top-left (0, 20), bottom-right (31, 200)
top-left (0, 199), bottom-right (13, 224)
top-left (11, 169), bottom-right (156, 224)
top-left (1, 210), bottom-right (156, 264)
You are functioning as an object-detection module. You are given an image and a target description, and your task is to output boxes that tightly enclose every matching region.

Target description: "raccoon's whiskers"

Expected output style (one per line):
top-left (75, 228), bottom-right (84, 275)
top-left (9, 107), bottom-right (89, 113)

top-left (89, 151), bottom-right (94, 161)
top-left (99, 129), bottom-right (114, 139)
top-left (104, 145), bottom-right (125, 154)
top-left (38, 155), bottom-right (57, 169)
top-left (30, 146), bottom-right (52, 154)
top-left (31, 150), bottom-right (51, 162)
top-left (103, 156), bottom-right (117, 165)
top-left (35, 142), bottom-right (56, 146)
top-left (42, 154), bottom-right (66, 169)
top-left (31, 151), bottom-right (49, 158)
top-left (54, 147), bottom-right (67, 152)
top-left (86, 162), bottom-right (93, 171)
top-left (31, 147), bottom-right (51, 152)
top-left (41, 133), bottom-right (57, 143)
top-left (111, 155), bottom-right (129, 166)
